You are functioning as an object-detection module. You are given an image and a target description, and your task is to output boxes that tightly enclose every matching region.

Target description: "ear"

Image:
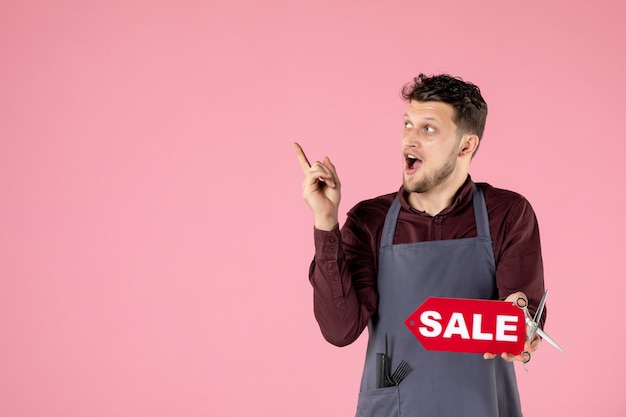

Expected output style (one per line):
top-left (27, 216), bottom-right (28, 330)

top-left (459, 134), bottom-right (479, 158)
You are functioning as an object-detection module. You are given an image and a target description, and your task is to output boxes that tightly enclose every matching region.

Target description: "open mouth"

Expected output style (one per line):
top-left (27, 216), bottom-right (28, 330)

top-left (405, 154), bottom-right (422, 170)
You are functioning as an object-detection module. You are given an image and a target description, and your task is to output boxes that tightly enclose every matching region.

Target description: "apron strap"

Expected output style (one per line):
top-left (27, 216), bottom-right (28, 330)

top-left (380, 195), bottom-right (401, 248)
top-left (380, 183), bottom-right (492, 247)
top-left (472, 184), bottom-right (491, 239)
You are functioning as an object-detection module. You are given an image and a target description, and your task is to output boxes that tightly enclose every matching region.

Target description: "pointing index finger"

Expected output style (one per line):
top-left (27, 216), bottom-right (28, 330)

top-left (293, 142), bottom-right (311, 173)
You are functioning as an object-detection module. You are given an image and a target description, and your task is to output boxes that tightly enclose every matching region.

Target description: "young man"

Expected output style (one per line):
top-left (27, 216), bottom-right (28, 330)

top-left (295, 74), bottom-right (544, 417)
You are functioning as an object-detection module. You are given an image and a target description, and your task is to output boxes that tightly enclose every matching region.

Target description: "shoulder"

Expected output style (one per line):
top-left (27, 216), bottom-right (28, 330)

top-left (343, 192), bottom-right (398, 238)
top-left (476, 182), bottom-right (538, 227)
top-left (477, 182), bottom-right (533, 209)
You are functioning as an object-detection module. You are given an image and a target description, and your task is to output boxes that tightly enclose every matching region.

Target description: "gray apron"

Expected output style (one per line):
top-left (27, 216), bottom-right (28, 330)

top-left (356, 185), bottom-right (522, 417)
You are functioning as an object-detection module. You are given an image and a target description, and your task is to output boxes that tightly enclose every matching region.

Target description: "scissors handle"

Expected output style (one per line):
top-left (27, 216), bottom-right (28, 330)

top-left (514, 296), bottom-right (528, 310)
top-left (516, 292), bottom-right (565, 354)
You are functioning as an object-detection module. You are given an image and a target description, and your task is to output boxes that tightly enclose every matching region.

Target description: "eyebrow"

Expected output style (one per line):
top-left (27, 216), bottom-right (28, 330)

top-left (404, 113), bottom-right (440, 122)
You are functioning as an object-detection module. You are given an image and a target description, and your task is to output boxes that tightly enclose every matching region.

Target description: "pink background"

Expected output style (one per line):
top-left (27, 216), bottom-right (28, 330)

top-left (1, 0), bottom-right (625, 416)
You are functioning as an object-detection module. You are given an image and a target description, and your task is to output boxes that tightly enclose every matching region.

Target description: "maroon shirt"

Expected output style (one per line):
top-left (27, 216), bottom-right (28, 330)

top-left (309, 177), bottom-right (546, 347)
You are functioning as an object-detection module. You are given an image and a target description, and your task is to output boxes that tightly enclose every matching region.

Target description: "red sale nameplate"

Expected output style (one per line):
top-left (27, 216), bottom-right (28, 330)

top-left (405, 297), bottom-right (525, 355)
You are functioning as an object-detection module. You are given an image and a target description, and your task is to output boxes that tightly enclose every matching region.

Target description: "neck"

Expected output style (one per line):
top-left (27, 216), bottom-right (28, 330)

top-left (407, 173), bottom-right (468, 216)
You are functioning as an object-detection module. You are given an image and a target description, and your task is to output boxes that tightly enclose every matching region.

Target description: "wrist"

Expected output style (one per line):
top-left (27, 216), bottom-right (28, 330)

top-left (314, 216), bottom-right (339, 231)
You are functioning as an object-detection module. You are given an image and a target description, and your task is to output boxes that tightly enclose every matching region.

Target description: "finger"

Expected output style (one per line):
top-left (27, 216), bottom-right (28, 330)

top-left (527, 333), bottom-right (541, 353)
top-left (294, 143), bottom-right (312, 173)
top-left (500, 352), bottom-right (514, 362)
top-left (323, 156), bottom-right (340, 187)
top-left (300, 162), bottom-right (333, 190)
top-left (500, 352), bottom-right (526, 363)
top-left (504, 291), bottom-right (526, 305)
top-left (309, 162), bottom-right (336, 187)
top-left (500, 350), bottom-right (531, 363)
top-left (483, 353), bottom-right (496, 360)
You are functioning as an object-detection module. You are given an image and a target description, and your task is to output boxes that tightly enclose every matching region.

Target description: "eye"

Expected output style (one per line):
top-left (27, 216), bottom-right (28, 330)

top-left (404, 121), bottom-right (413, 129)
top-left (424, 125), bottom-right (435, 133)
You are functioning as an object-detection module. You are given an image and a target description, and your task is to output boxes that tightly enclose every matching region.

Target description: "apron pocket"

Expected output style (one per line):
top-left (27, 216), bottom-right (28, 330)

top-left (356, 386), bottom-right (400, 417)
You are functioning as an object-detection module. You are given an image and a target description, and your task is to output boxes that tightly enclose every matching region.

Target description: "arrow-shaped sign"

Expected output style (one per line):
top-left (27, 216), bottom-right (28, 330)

top-left (405, 297), bottom-right (526, 355)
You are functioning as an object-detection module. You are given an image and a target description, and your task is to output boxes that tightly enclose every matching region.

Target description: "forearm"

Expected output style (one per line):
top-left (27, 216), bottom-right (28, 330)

top-left (308, 225), bottom-right (376, 346)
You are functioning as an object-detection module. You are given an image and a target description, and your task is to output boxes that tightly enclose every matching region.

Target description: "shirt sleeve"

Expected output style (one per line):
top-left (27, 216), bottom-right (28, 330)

top-left (308, 216), bottom-right (378, 347)
top-left (495, 195), bottom-right (547, 328)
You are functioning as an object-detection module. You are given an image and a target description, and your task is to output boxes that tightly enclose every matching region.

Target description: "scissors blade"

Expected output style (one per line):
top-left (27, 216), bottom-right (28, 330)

top-left (533, 290), bottom-right (548, 323)
top-left (535, 327), bottom-right (565, 353)
top-left (529, 290), bottom-right (548, 341)
top-left (524, 316), bottom-right (539, 333)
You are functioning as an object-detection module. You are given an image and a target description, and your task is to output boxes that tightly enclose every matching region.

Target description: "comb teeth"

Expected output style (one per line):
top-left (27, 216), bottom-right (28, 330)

top-left (391, 360), bottom-right (410, 385)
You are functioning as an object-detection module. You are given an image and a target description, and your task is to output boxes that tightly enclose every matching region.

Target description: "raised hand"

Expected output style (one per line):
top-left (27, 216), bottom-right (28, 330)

top-left (294, 143), bottom-right (341, 231)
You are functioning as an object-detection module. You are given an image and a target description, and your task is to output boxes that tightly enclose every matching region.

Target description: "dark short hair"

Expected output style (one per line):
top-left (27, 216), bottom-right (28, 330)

top-left (401, 74), bottom-right (488, 139)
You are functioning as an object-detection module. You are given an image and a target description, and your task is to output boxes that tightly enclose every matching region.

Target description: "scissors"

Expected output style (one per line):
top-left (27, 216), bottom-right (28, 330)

top-left (514, 290), bottom-right (565, 354)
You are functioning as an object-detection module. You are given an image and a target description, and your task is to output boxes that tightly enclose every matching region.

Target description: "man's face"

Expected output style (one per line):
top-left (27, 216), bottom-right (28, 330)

top-left (402, 100), bottom-right (463, 194)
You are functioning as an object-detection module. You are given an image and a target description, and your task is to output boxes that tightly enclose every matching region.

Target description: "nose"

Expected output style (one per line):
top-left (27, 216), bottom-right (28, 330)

top-left (402, 128), bottom-right (420, 148)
